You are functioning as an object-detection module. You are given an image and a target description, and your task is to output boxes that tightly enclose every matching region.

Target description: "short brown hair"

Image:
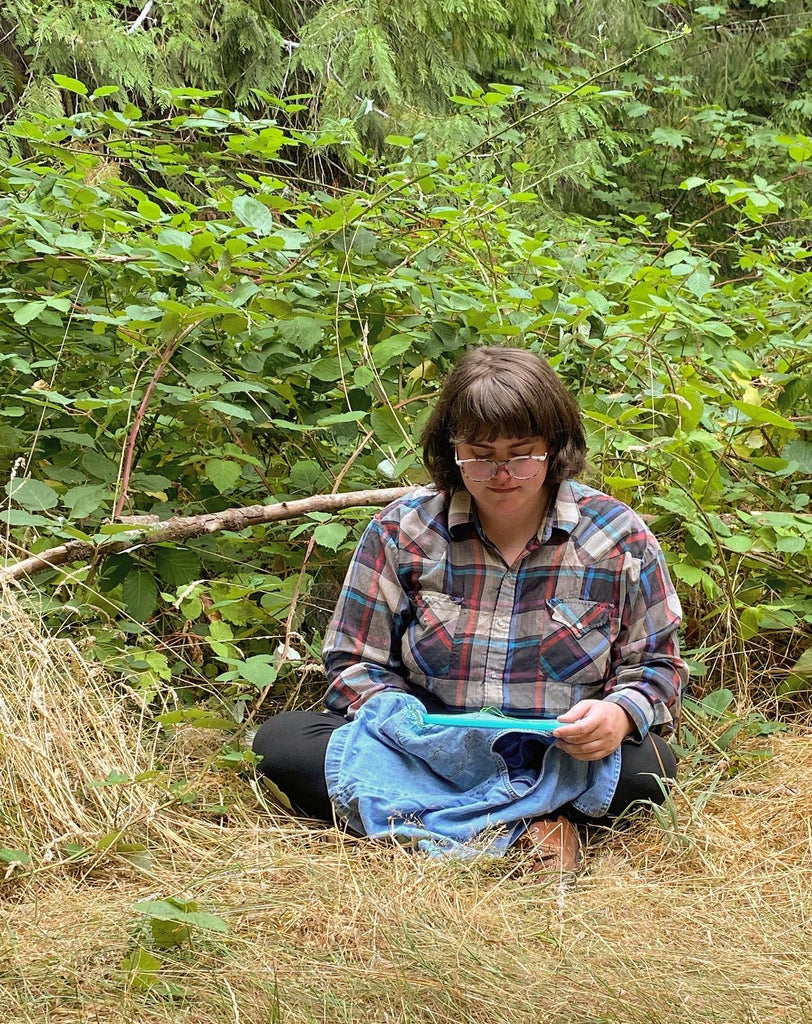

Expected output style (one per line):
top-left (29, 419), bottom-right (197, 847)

top-left (421, 347), bottom-right (586, 493)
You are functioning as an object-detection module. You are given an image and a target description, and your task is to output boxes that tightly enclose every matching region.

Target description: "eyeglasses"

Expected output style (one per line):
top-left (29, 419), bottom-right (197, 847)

top-left (454, 452), bottom-right (549, 481)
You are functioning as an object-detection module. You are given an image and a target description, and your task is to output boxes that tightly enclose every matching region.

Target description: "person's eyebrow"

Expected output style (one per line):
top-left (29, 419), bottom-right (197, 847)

top-left (470, 439), bottom-right (536, 453)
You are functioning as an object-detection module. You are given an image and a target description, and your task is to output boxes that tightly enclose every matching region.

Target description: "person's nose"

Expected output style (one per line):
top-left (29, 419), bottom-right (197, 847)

top-left (494, 461), bottom-right (512, 481)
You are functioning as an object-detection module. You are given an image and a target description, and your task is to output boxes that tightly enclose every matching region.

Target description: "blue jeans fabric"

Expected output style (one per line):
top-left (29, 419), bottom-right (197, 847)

top-left (323, 693), bottom-right (621, 856)
top-left (253, 703), bottom-right (676, 840)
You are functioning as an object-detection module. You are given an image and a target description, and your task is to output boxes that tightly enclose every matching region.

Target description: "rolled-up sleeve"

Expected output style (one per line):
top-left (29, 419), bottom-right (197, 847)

top-left (603, 538), bottom-right (688, 738)
top-left (322, 519), bottom-right (412, 716)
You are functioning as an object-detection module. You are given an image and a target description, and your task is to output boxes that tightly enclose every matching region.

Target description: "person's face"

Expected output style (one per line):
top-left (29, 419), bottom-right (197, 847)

top-left (454, 435), bottom-right (552, 527)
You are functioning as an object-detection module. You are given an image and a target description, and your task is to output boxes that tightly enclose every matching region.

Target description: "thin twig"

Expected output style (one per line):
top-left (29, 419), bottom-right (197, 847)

top-left (112, 325), bottom-right (196, 519)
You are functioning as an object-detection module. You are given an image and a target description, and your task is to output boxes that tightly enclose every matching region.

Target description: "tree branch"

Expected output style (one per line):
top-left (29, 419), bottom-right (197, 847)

top-left (126, 0), bottom-right (155, 34)
top-left (0, 486), bottom-right (412, 584)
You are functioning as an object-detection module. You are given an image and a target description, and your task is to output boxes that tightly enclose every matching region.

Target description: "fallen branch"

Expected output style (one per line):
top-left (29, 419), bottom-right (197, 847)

top-left (0, 486), bottom-right (413, 583)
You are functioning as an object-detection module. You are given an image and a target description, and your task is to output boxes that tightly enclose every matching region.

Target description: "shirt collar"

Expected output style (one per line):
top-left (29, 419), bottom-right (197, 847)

top-left (448, 479), bottom-right (581, 542)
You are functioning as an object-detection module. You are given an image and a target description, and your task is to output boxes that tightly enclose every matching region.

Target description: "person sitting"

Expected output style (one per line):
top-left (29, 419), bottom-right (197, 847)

top-left (253, 346), bottom-right (687, 873)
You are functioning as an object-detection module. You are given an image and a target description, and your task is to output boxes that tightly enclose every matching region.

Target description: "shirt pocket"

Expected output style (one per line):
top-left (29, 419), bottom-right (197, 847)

top-left (540, 597), bottom-right (615, 686)
top-left (402, 591), bottom-right (463, 680)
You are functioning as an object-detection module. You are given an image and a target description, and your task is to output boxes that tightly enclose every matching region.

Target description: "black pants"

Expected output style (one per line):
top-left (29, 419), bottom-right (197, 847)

top-left (252, 710), bottom-right (677, 826)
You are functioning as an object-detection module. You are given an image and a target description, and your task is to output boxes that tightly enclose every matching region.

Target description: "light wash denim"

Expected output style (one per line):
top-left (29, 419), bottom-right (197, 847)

top-left (324, 692), bottom-right (621, 857)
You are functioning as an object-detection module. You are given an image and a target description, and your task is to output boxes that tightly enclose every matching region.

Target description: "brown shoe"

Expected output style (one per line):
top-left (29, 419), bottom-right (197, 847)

top-left (519, 814), bottom-right (584, 875)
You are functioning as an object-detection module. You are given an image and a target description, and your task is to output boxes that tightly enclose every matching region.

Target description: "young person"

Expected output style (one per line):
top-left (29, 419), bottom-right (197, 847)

top-left (253, 347), bottom-right (687, 871)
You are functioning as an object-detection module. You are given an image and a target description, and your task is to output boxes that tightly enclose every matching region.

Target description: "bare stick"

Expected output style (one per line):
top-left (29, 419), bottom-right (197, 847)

top-left (1, 486), bottom-right (413, 584)
top-left (113, 326), bottom-right (194, 519)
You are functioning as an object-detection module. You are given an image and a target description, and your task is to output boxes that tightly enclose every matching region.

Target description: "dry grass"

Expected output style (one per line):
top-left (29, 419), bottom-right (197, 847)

top-left (2, 589), bottom-right (812, 1024)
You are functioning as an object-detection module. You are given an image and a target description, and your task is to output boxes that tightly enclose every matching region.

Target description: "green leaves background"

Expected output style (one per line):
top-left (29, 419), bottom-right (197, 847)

top-left (1, 5), bottom-right (811, 710)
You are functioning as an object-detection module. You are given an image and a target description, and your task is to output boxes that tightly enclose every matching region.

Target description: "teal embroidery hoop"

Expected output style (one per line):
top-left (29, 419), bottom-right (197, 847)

top-left (421, 707), bottom-right (559, 732)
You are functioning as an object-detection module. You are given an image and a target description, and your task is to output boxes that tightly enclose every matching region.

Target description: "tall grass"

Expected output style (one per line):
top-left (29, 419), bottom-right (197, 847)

top-left (2, 589), bottom-right (812, 1023)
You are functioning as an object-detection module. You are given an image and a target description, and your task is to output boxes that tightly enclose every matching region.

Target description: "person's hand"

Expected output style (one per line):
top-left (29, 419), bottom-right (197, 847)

top-left (552, 700), bottom-right (634, 761)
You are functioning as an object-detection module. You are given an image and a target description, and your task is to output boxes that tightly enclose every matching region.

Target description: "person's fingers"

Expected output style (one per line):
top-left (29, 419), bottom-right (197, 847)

top-left (554, 716), bottom-right (599, 736)
top-left (555, 700), bottom-right (593, 723)
top-left (555, 735), bottom-right (607, 751)
top-left (553, 713), bottom-right (602, 740)
top-left (554, 739), bottom-right (612, 761)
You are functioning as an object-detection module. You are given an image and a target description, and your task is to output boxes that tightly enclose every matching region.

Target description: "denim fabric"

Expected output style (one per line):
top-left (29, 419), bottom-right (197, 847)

top-left (324, 692), bottom-right (621, 857)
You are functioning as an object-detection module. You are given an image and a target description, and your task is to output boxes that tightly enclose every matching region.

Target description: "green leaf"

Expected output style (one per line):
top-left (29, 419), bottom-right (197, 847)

top-left (90, 771), bottom-right (133, 788)
top-left (150, 917), bottom-right (191, 949)
top-left (347, 226), bottom-right (378, 254)
top-left (203, 400), bottom-right (254, 420)
top-left (6, 478), bottom-right (59, 510)
top-left (138, 198), bottom-right (162, 221)
top-left (740, 604), bottom-right (797, 641)
top-left (723, 534), bottom-right (752, 553)
top-left (313, 522), bottom-right (349, 550)
top-left (0, 509), bottom-right (51, 527)
top-left (237, 656), bottom-right (278, 688)
top-left (716, 721), bottom-right (745, 750)
top-left (748, 457), bottom-right (789, 472)
top-left (0, 848), bottom-right (30, 865)
top-left (371, 407), bottom-right (407, 447)
top-left (179, 911), bottom-right (229, 933)
top-left (53, 74), bottom-right (88, 96)
top-left (776, 535), bottom-right (806, 553)
top-left (651, 127), bottom-right (691, 149)
top-left (370, 335), bottom-right (413, 367)
top-left (697, 687), bottom-right (734, 717)
top-left (783, 440), bottom-right (812, 473)
top-left (703, 322), bottom-right (735, 338)
top-left (82, 451), bottom-right (119, 483)
top-left (13, 301), bottom-right (47, 325)
top-left (232, 195), bottom-right (273, 236)
top-left (783, 648), bottom-right (812, 692)
top-left (671, 563), bottom-right (712, 587)
top-left (131, 473), bottom-right (173, 494)
top-left (307, 358), bottom-right (342, 382)
top-left (121, 571), bottom-right (158, 622)
top-left (155, 548), bottom-right (201, 587)
top-left (121, 947), bottom-right (162, 990)
top-left (732, 402), bottom-right (796, 431)
top-left (206, 458), bottom-right (242, 493)
top-left (316, 410), bottom-right (367, 427)
top-left (63, 483), bottom-right (107, 519)
top-left (602, 475), bottom-right (644, 490)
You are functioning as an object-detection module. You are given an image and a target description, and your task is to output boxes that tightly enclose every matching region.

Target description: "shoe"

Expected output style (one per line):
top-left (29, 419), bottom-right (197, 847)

top-left (519, 814), bottom-right (584, 875)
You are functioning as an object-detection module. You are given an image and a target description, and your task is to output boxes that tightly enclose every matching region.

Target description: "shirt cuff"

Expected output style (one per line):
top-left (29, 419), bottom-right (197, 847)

top-left (604, 689), bottom-right (655, 741)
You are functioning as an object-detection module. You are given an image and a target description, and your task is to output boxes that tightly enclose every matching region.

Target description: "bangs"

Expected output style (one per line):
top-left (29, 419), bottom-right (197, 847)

top-left (421, 346), bottom-right (587, 492)
top-left (448, 375), bottom-right (549, 444)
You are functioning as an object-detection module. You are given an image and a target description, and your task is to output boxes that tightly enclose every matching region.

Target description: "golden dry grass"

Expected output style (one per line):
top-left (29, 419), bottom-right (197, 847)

top-left (2, 589), bottom-right (812, 1024)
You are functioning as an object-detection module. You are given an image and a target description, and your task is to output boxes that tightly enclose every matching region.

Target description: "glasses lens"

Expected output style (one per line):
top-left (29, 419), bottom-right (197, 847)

top-left (463, 460), bottom-right (496, 481)
top-left (508, 457), bottom-right (542, 479)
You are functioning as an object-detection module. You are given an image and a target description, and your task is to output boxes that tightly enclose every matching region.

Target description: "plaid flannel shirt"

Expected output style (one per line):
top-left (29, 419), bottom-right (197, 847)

top-left (323, 480), bottom-right (687, 738)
